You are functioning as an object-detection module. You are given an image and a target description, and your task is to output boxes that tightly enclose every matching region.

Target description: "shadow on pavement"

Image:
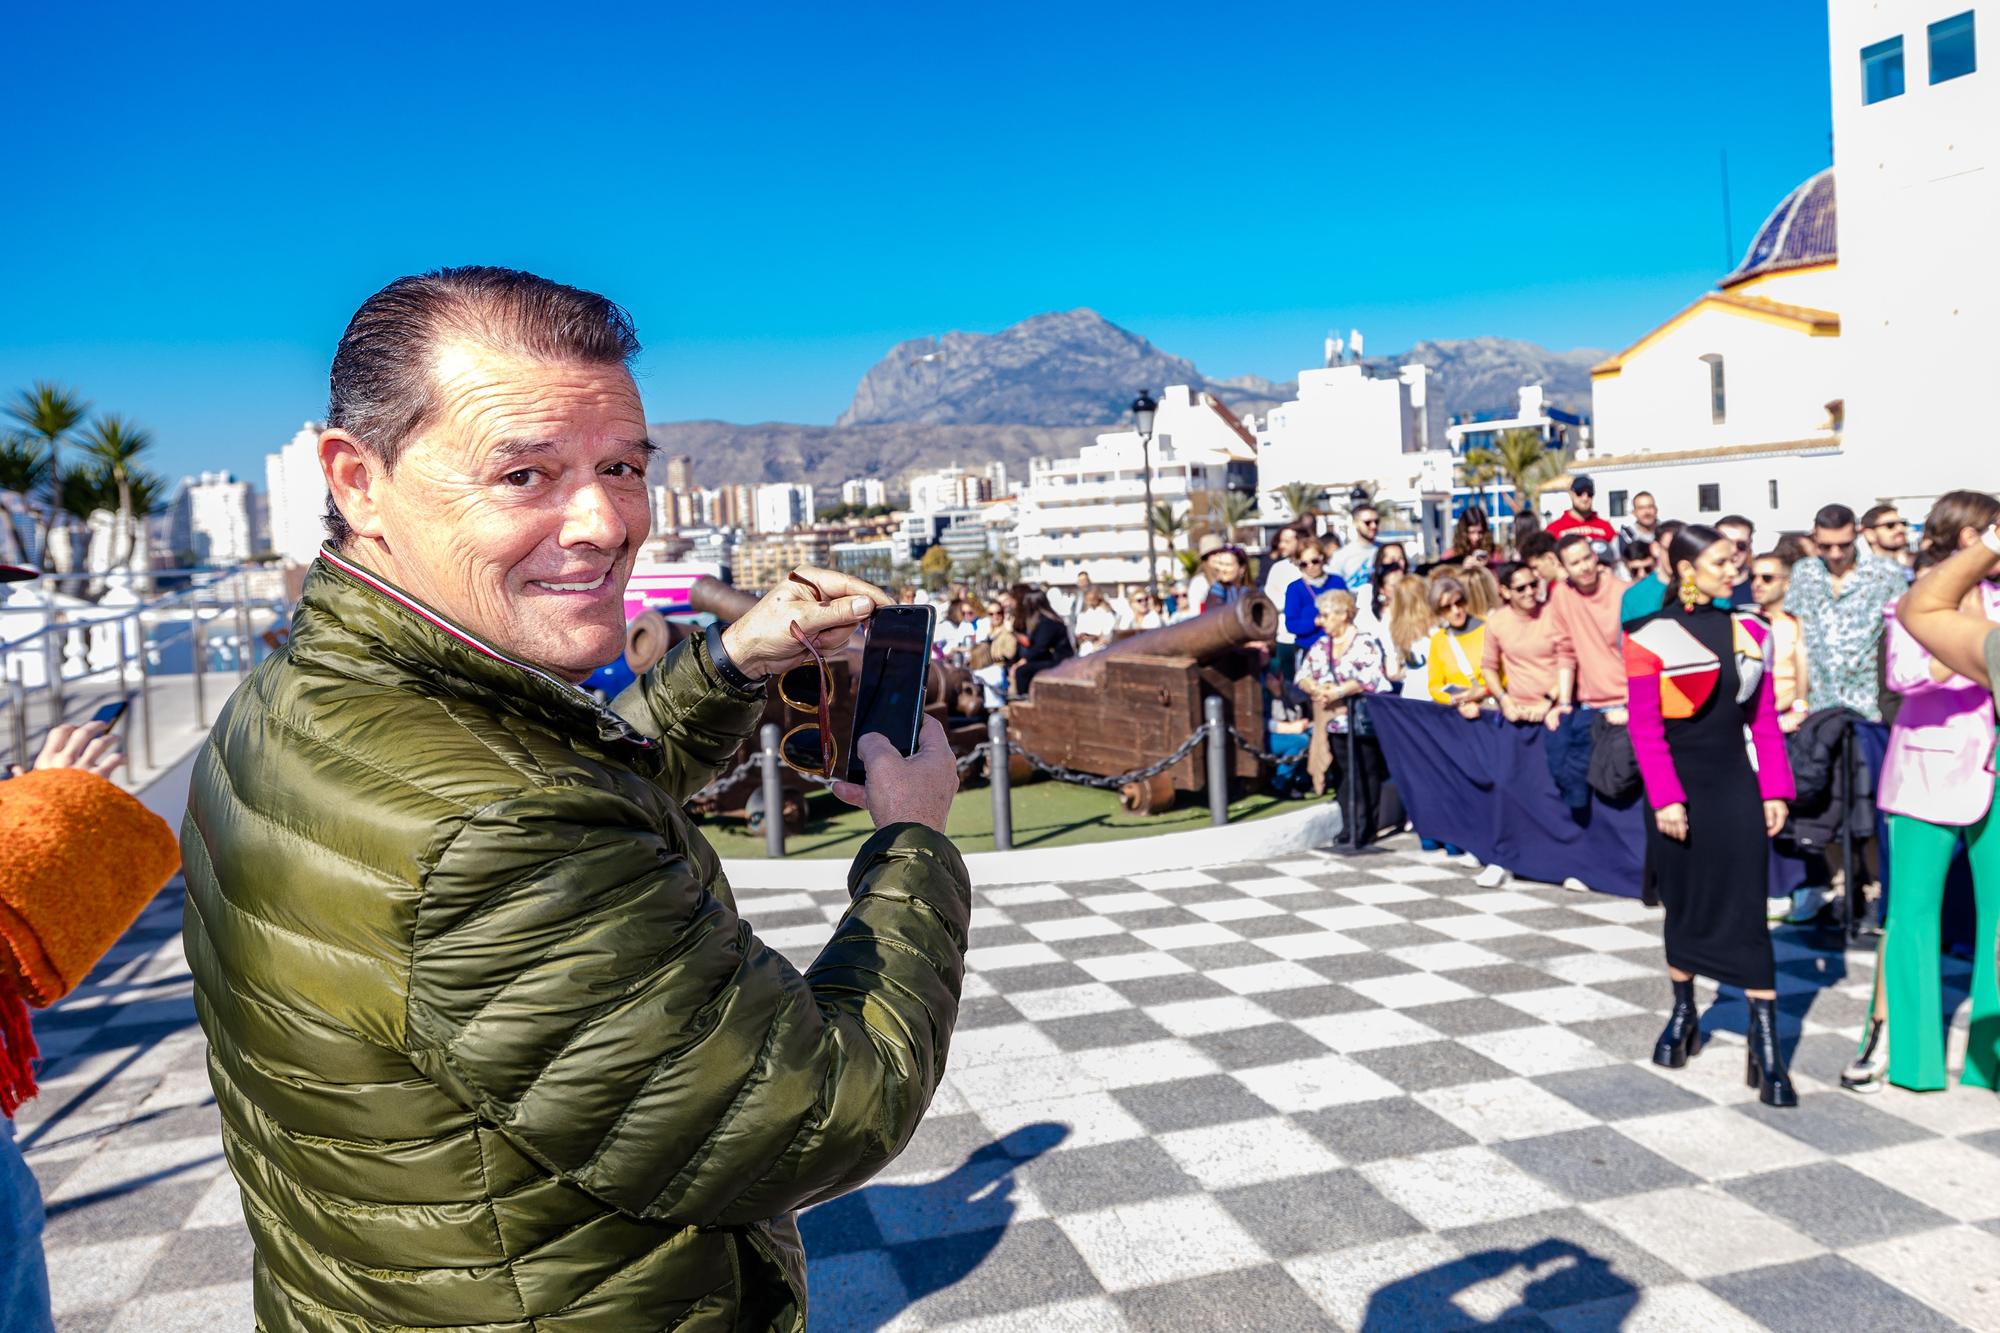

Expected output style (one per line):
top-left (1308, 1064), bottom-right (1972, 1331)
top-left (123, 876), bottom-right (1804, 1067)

top-left (1359, 1238), bottom-right (1640, 1330)
top-left (801, 1122), bottom-right (1068, 1331)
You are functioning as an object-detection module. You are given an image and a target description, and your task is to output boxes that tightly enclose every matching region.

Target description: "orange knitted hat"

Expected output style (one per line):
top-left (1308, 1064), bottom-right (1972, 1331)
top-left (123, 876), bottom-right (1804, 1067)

top-left (0, 769), bottom-right (181, 1113)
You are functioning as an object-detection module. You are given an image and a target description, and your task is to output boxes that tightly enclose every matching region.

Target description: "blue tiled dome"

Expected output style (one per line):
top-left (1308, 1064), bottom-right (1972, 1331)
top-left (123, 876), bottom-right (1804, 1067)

top-left (1722, 168), bottom-right (1836, 288)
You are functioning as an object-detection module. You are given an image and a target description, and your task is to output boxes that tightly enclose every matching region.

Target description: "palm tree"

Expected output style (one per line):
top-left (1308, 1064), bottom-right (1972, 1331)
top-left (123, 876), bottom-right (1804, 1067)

top-left (76, 415), bottom-right (156, 569)
top-left (0, 433), bottom-right (49, 565)
top-left (1149, 501), bottom-right (1189, 571)
top-left (6, 383), bottom-right (89, 566)
top-left (1218, 492), bottom-right (1259, 544)
top-left (1273, 481), bottom-right (1322, 525)
top-left (1491, 427), bottom-right (1568, 515)
top-left (0, 432), bottom-right (50, 500)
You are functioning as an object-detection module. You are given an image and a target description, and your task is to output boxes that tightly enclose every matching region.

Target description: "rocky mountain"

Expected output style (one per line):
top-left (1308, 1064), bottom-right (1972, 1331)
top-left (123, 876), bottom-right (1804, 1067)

top-left (646, 420), bottom-right (1101, 495)
top-left (652, 312), bottom-right (1606, 490)
top-left (1366, 337), bottom-right (1601, 418)
top-left (835, 308), bottom-right (1295, 428)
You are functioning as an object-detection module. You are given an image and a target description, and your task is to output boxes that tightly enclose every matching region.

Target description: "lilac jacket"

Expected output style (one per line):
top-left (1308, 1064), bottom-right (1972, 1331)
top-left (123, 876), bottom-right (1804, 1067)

top-left (1878, 586), bottom-right (2000, 825)
top-left (1624, 609), bottom-right (1795, 811)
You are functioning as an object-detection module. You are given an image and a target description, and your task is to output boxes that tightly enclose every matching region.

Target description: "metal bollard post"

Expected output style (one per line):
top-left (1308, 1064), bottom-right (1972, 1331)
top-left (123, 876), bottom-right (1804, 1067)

top-left (136, 610), bottom-right (156, 771)
top-left (234, 577), bottom-right (252, 678)
top-left (1204, 694), bottom-right (1229, 827)
top-left (8, 679), bottom-right (25, 770)
top-left (192, 611), bottom-right (207, 722)
top-left (987, 711), bottom-right (1012, 851)
top-left (44, 613), bottom-right (64, 714)
top-left (760, 723), bottom-right (786, 858)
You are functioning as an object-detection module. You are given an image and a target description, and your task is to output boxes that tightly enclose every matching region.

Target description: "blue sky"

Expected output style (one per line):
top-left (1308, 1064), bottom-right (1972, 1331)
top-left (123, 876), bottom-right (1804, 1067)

top-left (1, 1), bottom-right (1834, 483)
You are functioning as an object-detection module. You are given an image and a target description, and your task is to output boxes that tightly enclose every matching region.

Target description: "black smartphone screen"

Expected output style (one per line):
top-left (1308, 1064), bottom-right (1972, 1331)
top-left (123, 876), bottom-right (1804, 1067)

top-left (845, 606), bottom-right (935, 784)
top-left (91, 699), bottom-right (130, 727)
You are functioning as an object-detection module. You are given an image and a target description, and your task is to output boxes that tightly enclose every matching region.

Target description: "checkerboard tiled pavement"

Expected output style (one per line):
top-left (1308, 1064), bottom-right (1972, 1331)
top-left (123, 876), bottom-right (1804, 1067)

top-left (22, 838), bottom-right (2000, 1330)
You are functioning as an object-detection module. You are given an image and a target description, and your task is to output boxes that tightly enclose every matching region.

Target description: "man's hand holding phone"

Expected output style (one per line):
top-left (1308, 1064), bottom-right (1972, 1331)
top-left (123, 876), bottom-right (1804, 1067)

top-left (12, 719), bottom-right (123, 779)
top-left (832, 715), bottom-right (957, 834)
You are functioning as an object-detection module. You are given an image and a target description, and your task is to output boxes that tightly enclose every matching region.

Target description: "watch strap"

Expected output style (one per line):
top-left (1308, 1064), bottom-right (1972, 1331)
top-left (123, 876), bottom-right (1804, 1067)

top-left (704, 620), bottom-right (765, 693)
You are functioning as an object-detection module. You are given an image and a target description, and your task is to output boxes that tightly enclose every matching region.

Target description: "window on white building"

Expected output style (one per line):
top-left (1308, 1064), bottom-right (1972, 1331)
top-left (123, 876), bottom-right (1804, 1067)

top-left (1698, 484), bottom-right (1721, 513)
top-left (1862, 35), bottom-right (1906, 103)
top-left (1609, 490), bottom-right (1629, 518)
top-left (1768, 480), bottom-right (1780, 510)
top-left (1700, 354), bottom-right (1726, 424)
top-left (1930, 11), bottom-right (1976, 83)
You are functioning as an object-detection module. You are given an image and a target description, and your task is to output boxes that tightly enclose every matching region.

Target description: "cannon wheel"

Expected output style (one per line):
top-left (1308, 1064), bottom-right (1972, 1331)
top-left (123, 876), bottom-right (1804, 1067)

top-left (1118, 772), bottom-right (1176, 815)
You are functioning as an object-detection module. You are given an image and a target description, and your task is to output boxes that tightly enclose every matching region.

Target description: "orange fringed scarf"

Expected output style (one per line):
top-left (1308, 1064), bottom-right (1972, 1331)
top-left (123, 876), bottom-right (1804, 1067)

top-left (0, 769), bottom-right (181, 1114)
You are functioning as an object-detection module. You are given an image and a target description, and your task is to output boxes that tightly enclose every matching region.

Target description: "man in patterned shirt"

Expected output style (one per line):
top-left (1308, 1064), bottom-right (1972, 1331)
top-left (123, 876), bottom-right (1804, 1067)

top-left (1787, 502), bottom-right (1907, 721)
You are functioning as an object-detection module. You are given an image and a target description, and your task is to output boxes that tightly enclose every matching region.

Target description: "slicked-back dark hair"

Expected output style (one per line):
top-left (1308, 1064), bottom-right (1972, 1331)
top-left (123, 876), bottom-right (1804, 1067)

top-left (323, 266), bottom-right (641, 545)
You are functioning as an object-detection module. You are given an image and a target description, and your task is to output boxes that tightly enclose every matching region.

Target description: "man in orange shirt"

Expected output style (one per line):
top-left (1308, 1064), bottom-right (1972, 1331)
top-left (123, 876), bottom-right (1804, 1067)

top-left (1480, 561), bottom-right (1562, 723)
top-left (1546, 533), bottom-right (1632, 724)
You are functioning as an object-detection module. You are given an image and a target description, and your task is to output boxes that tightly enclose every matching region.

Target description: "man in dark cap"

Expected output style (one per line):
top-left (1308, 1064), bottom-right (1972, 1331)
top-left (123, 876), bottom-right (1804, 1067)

top-left (1546, 473), bottom-right (1618, 550)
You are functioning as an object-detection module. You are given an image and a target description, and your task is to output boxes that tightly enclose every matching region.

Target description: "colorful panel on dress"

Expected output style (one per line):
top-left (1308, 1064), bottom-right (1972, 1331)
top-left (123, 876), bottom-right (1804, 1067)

top-left (1625, 617), bottom-right (1720, 720)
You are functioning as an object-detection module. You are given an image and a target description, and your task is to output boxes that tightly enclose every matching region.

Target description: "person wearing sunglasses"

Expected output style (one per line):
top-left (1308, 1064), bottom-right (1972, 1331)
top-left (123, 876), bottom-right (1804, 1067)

top-left (1480, 561), bottom-right (1561, 725)
top-left (1748, 553), bottom-right (1811, 733)
top-left (1789, 502), bottom-right (1909, 721)
top-left (1283, 538), bottom-right (1348, 656)
top-left (184, 268), bottom-right (972, 1332)
top-left (1715, 514), bottom-right (1757, 607)
top-left (1861, 502), bottom-right (1914, 572)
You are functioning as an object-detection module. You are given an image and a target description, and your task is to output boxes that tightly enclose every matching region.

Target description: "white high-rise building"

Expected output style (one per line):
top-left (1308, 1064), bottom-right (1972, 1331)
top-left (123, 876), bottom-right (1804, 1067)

top-left (1017, 386), bottom-right (1257, 587)
top-left (907, 467), bottom-right (991, 515)
top-left (753, 482), bottom-right (816, 534)
top-left (168, 471), bottom-right (258, 565)
top-left (266, 422), bottom-right (328, 566)
top-left (1256, 362), bottom-right (1437, 521)
top-left (840, 477), bottom-right (887, 508)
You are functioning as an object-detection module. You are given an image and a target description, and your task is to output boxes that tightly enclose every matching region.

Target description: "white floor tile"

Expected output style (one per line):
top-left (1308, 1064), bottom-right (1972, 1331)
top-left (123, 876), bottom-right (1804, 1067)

top-left (1357, 1145), bottom-right (1568, 1229)
top-left (1609, 1105), bottom-right (1826, 1180)
top-left (1415, 1077), bottom-right (1601, 1144)
top-left (1295, 1010), bottom-right (1443, 1054)
top-left (1157, 1117), bottom-right (1343, 1189)
top-left (1058, 1195), bottom-right (1269, 1292)
top-left (1845, 1224), bottom-right (2000, 1331)
top-left (1586, 1186), bottom-right (1822, 1278)
top-left (1233, 1053), bottom-right (1403, 1112)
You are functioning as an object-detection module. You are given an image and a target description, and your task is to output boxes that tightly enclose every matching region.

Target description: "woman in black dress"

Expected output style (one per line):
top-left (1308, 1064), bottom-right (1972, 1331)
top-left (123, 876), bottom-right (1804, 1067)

top-left (1009, 588), bottom-right (1073, 697)
top-left (1624, 525), bottom-right (1799, 1105)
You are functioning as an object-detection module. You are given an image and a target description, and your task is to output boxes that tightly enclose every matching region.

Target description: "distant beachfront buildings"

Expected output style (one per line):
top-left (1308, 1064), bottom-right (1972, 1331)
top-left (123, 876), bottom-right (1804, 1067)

top-left (163, 471), bottom-right (260, 565)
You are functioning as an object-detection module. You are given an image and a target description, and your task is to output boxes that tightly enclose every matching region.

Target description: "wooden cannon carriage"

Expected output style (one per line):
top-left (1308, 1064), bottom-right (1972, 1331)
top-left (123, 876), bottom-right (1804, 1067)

top-left (1005, 593), bottom-right (1278, 814)
top-left (682, 576), bottom-right (989, 830)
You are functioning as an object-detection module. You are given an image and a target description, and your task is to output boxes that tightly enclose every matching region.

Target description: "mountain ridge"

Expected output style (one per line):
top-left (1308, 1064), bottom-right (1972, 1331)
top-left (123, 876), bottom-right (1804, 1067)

top-left (652, 310), bottom-right (1606, 491)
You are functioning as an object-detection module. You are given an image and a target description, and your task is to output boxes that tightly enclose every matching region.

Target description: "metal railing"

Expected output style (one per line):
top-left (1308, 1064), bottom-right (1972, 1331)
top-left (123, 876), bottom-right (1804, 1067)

top-left (0, 565), bottom-right (291, 776)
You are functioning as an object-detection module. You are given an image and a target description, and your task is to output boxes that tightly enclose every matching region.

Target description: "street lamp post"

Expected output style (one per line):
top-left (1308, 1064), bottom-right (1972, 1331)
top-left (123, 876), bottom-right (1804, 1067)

top-left (1131, 391), bottom-right (1159, 601)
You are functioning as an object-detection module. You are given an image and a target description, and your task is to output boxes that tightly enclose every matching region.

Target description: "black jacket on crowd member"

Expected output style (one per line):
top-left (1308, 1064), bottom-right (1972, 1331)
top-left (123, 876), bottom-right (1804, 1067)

top-left (1587, 712), bottom-right (1642, 805)
top-left (1012, 615), bottom-right (1074, 696)
top-left (1783, 706), bottom-right (1878, 851)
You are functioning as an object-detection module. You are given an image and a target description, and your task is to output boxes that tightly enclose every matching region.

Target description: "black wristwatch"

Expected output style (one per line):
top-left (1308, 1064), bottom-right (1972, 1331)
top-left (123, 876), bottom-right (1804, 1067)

top-left (704, 620), bottom-right (766, 693)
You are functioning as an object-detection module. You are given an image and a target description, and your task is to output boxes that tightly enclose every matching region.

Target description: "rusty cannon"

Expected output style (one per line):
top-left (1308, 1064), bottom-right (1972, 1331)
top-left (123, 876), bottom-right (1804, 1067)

top-left (1004, 592), bottom-right (1279, 814)
top-left (682, 577), bottom-right (989, 830)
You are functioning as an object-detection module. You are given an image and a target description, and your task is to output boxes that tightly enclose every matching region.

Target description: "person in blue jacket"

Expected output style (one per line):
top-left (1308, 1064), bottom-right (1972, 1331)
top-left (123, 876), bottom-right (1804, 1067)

top-left (1284, 538), bottom-right (1349, 656)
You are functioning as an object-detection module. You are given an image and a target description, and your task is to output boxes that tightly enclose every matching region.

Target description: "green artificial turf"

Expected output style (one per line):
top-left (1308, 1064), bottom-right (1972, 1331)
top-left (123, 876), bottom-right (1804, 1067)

top-left (699, 778), bottom-right (1326, 859)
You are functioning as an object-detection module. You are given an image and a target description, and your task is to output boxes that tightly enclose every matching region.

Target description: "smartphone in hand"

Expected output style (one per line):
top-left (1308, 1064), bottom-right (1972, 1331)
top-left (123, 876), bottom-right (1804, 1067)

top-left (91, 699), bottom-right (131, 727)
top-left (845, 605), bottom-right (936, 785)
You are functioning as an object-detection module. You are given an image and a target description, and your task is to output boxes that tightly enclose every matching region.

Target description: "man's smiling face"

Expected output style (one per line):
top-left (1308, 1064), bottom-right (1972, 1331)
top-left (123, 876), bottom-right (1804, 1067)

top-left (337, 340), bottom-right (653, 681)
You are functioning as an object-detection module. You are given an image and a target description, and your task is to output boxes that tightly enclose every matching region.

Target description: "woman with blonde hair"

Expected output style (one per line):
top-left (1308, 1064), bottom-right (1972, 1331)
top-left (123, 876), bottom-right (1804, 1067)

top-left (1461, 563), bottom-right (1502, 619)
top-left (1425, 573), bottom-right (1491, 717)
top-left (1386, 573), bottom-right (1436, 700)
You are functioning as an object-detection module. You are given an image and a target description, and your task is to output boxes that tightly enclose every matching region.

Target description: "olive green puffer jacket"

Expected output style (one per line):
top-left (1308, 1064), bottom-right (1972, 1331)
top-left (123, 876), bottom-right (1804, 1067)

top-left (182, 552), bottom-right (970, 1331)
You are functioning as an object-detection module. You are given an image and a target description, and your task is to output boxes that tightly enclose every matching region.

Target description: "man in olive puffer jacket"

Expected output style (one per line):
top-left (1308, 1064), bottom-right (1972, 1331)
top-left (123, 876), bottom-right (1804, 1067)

top-left (183, 267), bottom-right (971, 1331)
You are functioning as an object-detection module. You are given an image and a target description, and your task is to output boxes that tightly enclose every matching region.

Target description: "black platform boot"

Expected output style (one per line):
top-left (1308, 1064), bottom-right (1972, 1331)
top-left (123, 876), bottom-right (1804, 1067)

top-left (1652, 978), bottom-right (1703, 1068)
top-left (1746, 997), bottom-right (1798, 1107)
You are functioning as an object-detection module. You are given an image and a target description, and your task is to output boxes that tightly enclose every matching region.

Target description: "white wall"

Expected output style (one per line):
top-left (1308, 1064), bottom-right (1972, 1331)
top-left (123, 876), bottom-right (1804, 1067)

top-left (1574, 444), bottom-right (1842, 537)
top-left (1591, 303), bottom-right (1840, 457)
top-left (1828, 0), bottom-right (1998, 508)
top-left (1257, 364), bottom-right (1425, 516)
top-left (264, 423), bottom-right (326, 566)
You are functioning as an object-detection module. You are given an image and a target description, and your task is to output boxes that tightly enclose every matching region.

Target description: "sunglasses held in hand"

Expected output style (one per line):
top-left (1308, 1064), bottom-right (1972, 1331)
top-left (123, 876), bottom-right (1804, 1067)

top-left (777, 572), bottom-right (840, 777)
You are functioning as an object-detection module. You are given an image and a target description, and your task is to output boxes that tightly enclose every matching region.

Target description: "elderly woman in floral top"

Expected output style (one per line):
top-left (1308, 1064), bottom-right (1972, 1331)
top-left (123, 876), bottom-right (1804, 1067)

top-left (1295, 587), bottom-right (1393, 728)
top-left (1294, 587), bottom-right (1396, 841)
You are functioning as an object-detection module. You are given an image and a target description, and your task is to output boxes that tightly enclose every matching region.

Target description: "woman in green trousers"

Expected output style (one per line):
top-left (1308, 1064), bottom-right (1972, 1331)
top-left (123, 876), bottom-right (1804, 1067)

top-left (1877, 498), bottom-right (2000, 1090)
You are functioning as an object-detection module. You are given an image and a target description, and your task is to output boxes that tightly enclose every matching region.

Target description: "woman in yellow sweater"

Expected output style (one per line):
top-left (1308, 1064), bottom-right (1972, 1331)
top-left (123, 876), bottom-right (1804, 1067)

top-left (1425, 572), bottom-right (1493, 717)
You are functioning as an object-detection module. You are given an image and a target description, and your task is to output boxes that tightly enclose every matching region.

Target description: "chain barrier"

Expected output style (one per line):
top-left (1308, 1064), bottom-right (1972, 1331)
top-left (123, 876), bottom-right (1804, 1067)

top-left (1228, 726), bottom-right (1298, 765)
top-left (696, 717), bottom-right (1238, 802)
top-left (998, 726), bottom-right (1212, 790)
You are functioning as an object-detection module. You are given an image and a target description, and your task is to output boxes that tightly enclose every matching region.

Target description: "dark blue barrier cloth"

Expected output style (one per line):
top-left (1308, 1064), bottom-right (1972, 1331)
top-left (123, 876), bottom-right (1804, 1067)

top-left (1368, 696), bottom-right (1646, 897)
top-left (1371, 695), bottom-right (1831, 901)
